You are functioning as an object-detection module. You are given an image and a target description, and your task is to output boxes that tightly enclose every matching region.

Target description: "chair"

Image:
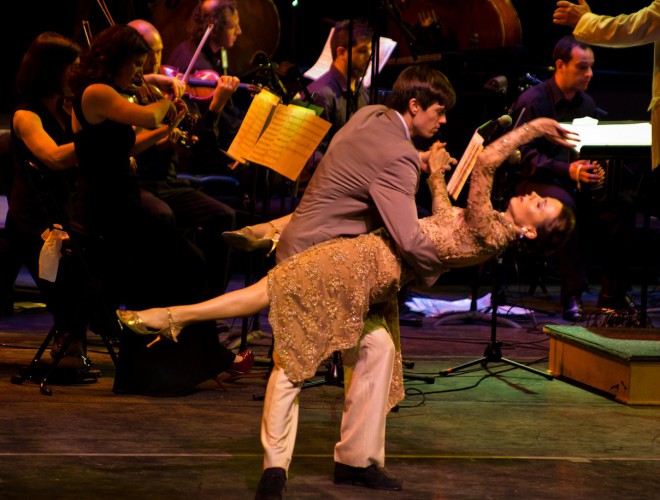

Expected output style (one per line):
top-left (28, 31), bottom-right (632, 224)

top-left (9, 161), bottom-right (120, 395)
top-left (0, 130), bottom-right (22, 316)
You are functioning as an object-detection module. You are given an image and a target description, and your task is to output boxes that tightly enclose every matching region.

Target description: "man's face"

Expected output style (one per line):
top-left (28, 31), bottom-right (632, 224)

top-left (349, 40), bottom-right (372, 77)
top-left (217, 10), bottom-right (242, 49)
top-left (410, 101), bottom-right (447, 139)
top-left (145, 33), bottom-right (163, 74)
top-left (557, 46), bottom-right (594, 94)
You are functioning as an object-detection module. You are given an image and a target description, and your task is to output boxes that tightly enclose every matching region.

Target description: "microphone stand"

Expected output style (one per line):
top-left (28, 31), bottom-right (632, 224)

top-left (437, 123), bottom-right (553, 380)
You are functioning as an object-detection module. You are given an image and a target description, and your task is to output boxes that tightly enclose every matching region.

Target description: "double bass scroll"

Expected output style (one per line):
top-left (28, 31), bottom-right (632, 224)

top-left (390, 0), bottom-right (522, 56)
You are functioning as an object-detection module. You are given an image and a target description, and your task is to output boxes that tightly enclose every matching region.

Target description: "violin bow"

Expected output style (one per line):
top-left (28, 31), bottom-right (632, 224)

top-left (96, 0), bottom-right (115, 26)
top-left (82, 20), bottom-right (93, 48)
top-left (180, 24), bottom-right (215, 84)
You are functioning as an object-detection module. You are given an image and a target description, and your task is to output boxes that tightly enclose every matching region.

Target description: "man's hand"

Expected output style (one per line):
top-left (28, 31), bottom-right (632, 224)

top-left (210, 75), bottom-right (241, 113)
top-left (553, 0), bottom-right (591, 27)
top-left (144, 73), bottom-right (187, 99)
top-left (421, 141), bottom-right (456, 175)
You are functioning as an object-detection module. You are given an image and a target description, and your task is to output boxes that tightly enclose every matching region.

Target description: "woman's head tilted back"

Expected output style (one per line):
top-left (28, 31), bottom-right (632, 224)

top-left (514, 198), bottom-right (576, 256)
top-left (388, 65), bottom-right (456, 113)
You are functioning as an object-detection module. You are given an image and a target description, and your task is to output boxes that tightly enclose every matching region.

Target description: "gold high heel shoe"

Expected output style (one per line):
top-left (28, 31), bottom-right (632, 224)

top-left (222, 222), bottom-right (280, 252)
top-left (116, 308), bottom-right (182, 347)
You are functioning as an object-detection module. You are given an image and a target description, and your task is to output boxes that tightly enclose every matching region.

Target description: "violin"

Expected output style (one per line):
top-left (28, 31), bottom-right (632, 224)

top-left (160, 65), bottom-right (257, 101)
top-left (127, 76), bottom-right (200, 146)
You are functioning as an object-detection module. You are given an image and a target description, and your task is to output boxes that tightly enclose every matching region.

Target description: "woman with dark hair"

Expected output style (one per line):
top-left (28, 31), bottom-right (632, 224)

top-left (8, 32), bottom-right (84, 359)
top-left (118, 116), bottom-right (576, 394)
top-left (70, 24), bottom-right (251, 396)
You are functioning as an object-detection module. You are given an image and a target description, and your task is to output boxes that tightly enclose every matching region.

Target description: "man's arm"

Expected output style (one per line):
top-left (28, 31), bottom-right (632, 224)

top-left (369, 152), bottom-right (444, 288)
top-left (555, 1), bottom-right (660, 46)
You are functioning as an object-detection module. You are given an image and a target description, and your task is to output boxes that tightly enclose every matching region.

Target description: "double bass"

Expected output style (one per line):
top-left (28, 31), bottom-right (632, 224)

top-left (389, 0), bottom-right (522, 60)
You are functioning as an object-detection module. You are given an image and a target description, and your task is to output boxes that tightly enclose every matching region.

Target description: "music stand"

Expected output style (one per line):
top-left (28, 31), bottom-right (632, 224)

top-left (561, 120), bottom-right (654, 324)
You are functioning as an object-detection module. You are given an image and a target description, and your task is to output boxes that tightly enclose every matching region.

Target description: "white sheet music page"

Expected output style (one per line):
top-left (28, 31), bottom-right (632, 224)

top-left (561, 118), bottom-right (652, 152)
top-left (446, 130), bottom-right (485, 200)
top-left (303, 28), bottom-right (397, 88)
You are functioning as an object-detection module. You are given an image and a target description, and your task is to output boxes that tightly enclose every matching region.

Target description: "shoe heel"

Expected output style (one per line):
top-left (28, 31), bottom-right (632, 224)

top-left (266, 235), bottom-right (279, 257)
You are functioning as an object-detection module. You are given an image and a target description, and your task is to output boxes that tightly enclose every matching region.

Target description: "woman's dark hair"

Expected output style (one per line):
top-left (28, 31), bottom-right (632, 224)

top-left (70, 24), bottom-right (150, 94)
top-left (388, 65), bottom-right (456, 113)
top-left (189, 0), bottom-right (238, 43)
top-left (15, 32), bottom-right (81, 100)
top-left (518, 202), bottom-right (576, 256)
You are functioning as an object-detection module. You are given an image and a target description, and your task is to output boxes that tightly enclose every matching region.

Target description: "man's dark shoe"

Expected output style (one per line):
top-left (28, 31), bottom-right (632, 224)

top-left (597, 293), bottom-right (638, 313)
top-left (255, 467), bottom-right (286, 500)
top-left (334, 462), bottom-right (402, 491)
top-left (562, 295), bottom-right (583, 322)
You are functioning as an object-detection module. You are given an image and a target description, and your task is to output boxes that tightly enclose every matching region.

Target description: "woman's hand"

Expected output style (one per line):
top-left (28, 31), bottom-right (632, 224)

top-left (529, 117), bottom-right (580, 149)
top-left (425, 141), bottom-right (456, 175)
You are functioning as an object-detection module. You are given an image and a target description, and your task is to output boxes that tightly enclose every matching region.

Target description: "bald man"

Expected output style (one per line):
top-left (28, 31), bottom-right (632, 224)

top-left (128, 19), bottom-right (240, 296)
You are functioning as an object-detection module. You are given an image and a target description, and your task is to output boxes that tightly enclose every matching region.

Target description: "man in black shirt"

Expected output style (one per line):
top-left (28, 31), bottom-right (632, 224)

top-left (511, 35), bottom-right (636, 321)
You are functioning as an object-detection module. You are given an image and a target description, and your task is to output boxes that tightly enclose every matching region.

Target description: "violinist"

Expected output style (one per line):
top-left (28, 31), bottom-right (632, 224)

top-left (167, 0), bottom-right (242, 76)
top-left (7, 32), bottom-right (86, 367)
top-left (128, 18), bottom-right (239, 296)
top-left (166, 0), bottom-right (247, 160)
top-left (69, 24), bottom-right (252, 397)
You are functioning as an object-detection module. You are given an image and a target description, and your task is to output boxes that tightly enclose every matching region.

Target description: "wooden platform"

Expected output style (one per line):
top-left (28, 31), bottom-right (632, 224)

top-left (545, 325), bottom-right (660, 405)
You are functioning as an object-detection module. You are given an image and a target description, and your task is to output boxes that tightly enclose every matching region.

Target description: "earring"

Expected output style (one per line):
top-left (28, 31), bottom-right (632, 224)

top-left (519, 227), bottom-right (527, 239)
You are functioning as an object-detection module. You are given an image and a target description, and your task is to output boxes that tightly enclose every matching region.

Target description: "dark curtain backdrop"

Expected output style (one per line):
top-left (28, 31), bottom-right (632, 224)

top-left (1, 0), bottom-right (653, 121)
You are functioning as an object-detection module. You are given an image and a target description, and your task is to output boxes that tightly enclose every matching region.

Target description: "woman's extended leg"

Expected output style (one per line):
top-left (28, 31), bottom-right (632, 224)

top-left (121, 276), bottom-right (270, 334)
top-left (222, 213), bottom-right (293, 252)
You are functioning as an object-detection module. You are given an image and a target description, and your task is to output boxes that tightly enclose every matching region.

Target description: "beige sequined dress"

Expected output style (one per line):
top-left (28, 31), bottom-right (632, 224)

top-left (267, 143), bottom-right (517, 409)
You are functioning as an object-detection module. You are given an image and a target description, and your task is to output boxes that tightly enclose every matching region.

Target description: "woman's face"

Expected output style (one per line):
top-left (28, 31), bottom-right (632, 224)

top-left (509, 192), bottom-right (563, 233)
top-left (62, 57), bottom-right (80, 95)
top-left (116, 54), bottom-right (148, 89)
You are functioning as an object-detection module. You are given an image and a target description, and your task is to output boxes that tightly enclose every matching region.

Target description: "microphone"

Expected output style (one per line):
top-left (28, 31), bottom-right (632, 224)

top-left (477, 114), bottom-right (513, 140)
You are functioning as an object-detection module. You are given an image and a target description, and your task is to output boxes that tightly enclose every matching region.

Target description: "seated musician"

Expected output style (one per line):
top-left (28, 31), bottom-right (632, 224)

top-left (511, 35), bottom-right (637, 321)
top-left (166, 0), bottom-right (246, 163)
top-left (128, 19), bottom-right (238, 296)
top-left (305, 20), bottom-right (373, 165)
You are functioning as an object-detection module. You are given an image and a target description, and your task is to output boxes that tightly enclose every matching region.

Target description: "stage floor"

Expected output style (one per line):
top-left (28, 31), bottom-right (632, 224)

top-left (1, 277), bottom-right (660, 499)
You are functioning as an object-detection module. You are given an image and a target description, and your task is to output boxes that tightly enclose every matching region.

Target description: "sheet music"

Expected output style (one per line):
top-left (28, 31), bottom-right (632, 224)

top-left (560, 119), bottom-right (652, 152)
top-left (303, 28), bottom-right (398, 88)
top-left (226, 90), bottom-right (281, 163)
top-left (246, 104), bottom-right (332, 181)
top-left (446, 131), bottom-right (485, 200)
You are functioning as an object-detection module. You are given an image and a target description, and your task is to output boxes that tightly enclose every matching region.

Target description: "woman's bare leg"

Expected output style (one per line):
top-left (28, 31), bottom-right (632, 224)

top-left (132, 276), bottom-right (270, 331)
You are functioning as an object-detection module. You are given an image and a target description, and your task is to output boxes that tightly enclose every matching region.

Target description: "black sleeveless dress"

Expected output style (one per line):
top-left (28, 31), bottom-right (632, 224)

top-left (72, 88), bottom-right (235, 396)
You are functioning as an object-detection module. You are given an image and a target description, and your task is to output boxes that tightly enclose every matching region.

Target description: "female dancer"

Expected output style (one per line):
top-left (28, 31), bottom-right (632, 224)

top-left (70, 24), bottom-right (251, 396)
top-left (117, 116), bottom-right (576, 397)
